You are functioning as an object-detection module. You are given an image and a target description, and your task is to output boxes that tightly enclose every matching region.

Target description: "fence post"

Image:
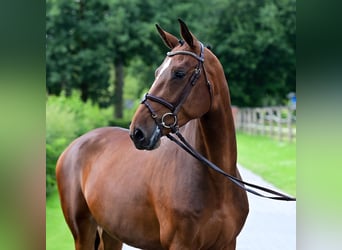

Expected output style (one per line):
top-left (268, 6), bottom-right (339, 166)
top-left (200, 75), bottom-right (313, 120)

top-left (287, 107), bottom-right (293, 141)
top-left (267, 108), bottom-right (273, 137)
top-left (251, 108), bottom-right (256, 135)
top-left (260, 108), bottom-right (265, 136)
top-left (276, 107), bottom-right (282, 141)
top-left (246, 108), bottom-right (251, 134)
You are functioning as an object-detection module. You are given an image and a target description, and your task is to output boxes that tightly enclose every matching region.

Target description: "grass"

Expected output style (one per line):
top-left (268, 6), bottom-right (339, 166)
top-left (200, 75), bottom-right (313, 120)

top-left (236, 132), bottom-right (296, 196)
top-left (46, 191), bottom-right (74, 250)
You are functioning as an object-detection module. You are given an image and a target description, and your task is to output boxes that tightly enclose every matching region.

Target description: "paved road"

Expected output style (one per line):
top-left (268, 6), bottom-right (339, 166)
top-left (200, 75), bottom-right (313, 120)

top-left (123, 165), bottom-right (296, 250)
top-left (236, 165), bottom-right (296, 250)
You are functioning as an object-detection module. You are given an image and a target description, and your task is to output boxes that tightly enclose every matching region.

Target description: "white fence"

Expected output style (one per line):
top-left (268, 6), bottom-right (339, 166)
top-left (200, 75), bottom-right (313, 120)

top-left (233, 106), bottom-right (296, 141)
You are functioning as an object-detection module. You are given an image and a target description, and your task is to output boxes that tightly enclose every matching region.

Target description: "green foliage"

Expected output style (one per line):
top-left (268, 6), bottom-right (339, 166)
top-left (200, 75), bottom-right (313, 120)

top-left (46, 92), bottom-right (113, 196)
top-left (212, 0), bottom-right (296, 106)
top-left (46, 0), bottom-right (112, 106)
top-left (47, 0), bottom-right (296, 110)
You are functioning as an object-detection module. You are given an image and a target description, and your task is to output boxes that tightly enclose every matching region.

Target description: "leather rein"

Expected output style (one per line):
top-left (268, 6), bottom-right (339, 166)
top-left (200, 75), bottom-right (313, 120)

top-left (142, 42), bottom-right (296, 201)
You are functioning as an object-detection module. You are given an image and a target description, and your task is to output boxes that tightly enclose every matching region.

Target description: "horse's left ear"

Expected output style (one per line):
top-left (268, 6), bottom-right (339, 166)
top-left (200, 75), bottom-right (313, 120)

top-left (178, 19), bottom-right (196, 48)
top-left (156, 24), bottom-right (179, 49)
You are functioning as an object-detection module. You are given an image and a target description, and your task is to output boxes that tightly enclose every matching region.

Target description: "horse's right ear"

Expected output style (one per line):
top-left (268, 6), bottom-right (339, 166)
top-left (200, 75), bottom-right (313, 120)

top-left (156, 24), bottom-right (179, 49)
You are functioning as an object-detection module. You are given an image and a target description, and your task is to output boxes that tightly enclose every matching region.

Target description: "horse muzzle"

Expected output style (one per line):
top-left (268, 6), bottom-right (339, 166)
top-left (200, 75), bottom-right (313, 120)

top-left (130, 125), bottom-right (162, 150)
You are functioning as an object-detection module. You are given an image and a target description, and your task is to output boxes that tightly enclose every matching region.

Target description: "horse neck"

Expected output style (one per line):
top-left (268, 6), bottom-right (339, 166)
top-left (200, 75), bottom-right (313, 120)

top-left (196, 74), bottom-right (238, 177)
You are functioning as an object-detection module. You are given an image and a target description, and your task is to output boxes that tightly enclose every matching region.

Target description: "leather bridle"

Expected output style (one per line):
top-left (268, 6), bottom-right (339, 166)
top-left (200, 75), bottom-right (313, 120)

top-left (141, 41), bottom-right (296, 201)
top-left (141, 42), bottom-right (212, 132)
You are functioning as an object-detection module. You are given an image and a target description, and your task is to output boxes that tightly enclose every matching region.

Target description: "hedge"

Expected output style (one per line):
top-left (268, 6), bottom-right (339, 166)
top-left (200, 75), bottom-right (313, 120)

top-left (46, 92), bottom-right (125, 196)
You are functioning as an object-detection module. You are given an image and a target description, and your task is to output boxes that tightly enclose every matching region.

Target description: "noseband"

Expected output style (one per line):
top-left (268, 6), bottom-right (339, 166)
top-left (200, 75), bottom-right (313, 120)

top-left (141, 42), bottom-right (212, 132)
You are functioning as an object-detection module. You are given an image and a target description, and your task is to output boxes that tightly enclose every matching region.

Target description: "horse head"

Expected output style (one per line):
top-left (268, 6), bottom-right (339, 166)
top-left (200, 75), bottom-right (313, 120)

top-left (130, 19), bottom-right (212, 150)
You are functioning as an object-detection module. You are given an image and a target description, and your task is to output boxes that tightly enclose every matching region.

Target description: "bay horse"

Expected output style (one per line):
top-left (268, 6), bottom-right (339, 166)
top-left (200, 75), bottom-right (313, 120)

top-left (56, 19), bottom-right (249, 250)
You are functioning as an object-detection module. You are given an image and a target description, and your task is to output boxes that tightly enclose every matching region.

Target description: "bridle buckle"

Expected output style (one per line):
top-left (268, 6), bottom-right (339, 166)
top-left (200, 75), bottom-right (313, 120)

top-left (161, 112), bottom-right (178, 129)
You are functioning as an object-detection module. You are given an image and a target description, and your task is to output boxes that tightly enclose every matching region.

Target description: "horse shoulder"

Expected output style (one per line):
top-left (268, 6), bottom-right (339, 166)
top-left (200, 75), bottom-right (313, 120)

top-left (56, 127), bottom-right (131, 193)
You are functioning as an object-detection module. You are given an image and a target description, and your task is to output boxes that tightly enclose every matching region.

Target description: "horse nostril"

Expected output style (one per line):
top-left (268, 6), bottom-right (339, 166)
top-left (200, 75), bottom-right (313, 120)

top-left (133, 128), bottom-right (145, 142)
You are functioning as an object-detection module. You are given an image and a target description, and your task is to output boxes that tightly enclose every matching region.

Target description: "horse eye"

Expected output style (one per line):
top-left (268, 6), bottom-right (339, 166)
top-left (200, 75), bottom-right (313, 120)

top-left (174, 71), bottom-right (186, 79)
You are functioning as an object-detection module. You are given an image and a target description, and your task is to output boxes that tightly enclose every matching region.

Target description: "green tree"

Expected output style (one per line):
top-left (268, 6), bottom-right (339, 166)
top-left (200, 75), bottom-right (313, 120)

top-left (46, 0), bottom-right (78, 97)
top-left (47, 0), bottom-right (162, 117)
top-left (47, 0), bottom-right (296, 111)
top-left (105, 0), bottom-right (159, 118)
top-left (210, 0), bottom-right (296, 106)
top-left (46, 0), bottom-right (112, 107)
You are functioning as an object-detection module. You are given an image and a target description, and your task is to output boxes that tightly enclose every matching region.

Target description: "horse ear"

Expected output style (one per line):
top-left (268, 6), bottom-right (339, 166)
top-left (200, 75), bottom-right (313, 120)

top-left (156, 24), bottom-right (179, 49)
top-left (178, 18), bottom-right (195, 48)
